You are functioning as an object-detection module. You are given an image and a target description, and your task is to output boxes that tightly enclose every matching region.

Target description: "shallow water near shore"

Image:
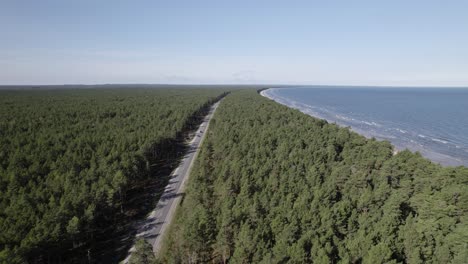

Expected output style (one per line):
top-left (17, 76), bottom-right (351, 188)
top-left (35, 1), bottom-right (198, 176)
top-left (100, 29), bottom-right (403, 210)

top-left (262, 86), bottom-right (468, 167)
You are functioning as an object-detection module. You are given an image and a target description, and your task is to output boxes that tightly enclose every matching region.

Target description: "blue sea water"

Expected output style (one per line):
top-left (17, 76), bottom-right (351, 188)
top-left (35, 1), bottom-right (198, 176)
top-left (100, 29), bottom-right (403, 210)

top-left (262, 87), bottom-right (468, 167)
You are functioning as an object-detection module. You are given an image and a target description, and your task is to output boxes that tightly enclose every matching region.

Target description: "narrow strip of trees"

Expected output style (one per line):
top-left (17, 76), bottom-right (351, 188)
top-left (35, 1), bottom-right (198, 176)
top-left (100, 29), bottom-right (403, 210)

top-left (0, 88), bottom-right (227, 263)
top-left (161, 90), bottom-right (468, 263)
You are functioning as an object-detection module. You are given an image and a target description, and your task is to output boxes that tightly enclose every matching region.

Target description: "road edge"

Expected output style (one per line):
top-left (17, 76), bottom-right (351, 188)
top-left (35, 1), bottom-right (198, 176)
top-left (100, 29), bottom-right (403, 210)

top-left (152, 100), bottom-right (221, 255)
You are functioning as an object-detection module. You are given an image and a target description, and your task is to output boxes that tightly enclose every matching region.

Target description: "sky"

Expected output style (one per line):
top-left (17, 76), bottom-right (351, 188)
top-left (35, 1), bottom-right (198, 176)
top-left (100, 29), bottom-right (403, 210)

top-left (1, 0), bottom-right (468, 86)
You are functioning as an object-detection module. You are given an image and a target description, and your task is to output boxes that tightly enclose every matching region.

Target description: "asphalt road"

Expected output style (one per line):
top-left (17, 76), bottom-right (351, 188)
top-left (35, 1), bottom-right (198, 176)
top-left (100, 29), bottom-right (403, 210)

top-left (123, 100), bottom-right (221, 262)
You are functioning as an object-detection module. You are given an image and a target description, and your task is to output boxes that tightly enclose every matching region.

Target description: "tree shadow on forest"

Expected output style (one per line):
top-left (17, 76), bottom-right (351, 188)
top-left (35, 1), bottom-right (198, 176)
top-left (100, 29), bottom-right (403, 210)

top-left (31, 93), bottom-right (227, 264)
top-left (91, 99), bottom-right (223, 263)
top-left (90, 139), bottom-right (188, 263)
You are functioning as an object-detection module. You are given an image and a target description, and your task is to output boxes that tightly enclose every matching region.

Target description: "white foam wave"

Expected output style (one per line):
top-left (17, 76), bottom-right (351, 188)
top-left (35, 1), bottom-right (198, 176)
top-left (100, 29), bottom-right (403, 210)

top-left (396, 128), bottom-right (407, 134)
top-left (361, 121), bottom-right (381, 127)
top-left (335, 114), bottom-right (351, 121)
top-left (431, 138), bottom-right (448, 144)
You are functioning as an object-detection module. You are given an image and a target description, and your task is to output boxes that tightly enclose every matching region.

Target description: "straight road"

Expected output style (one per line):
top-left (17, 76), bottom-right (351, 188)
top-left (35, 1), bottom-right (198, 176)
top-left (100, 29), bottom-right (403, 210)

top-left (124, 100), bottom-right (221, 262)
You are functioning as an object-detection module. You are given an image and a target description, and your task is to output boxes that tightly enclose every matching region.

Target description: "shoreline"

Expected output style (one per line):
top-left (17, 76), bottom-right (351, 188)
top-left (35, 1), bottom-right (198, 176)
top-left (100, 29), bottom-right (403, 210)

top-left (260, 88), bottom-right (466, 167)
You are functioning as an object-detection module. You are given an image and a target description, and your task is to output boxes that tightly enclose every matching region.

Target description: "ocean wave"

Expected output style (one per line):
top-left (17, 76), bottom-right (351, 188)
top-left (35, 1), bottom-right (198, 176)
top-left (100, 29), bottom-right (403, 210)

top-left (335, 114), bottom-right (351, 121)
top-left (431, 138), bottom-right (449, 144)
top-left (395, 128), bottom-right (407, 134)
top-left (361, 121), bottom-right (381, 127)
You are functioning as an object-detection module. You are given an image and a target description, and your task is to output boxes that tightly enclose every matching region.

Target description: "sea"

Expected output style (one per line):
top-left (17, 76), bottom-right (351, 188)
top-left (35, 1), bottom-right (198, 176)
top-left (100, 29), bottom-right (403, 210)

top-left (261, 86), bottom-right (468, 167)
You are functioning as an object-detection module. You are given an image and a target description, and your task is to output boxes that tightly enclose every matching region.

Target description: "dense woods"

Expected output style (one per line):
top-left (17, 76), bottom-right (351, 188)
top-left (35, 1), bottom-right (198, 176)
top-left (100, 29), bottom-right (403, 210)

top-left (0, 88), bottom-right (226, 263)
top-left (160, 90), bottom-right (468, 263)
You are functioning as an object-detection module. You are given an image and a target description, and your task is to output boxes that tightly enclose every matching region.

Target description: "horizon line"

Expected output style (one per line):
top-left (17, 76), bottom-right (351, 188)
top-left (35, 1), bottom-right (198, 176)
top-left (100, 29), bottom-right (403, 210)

top-left (1, 83), bottom-right (468, 89)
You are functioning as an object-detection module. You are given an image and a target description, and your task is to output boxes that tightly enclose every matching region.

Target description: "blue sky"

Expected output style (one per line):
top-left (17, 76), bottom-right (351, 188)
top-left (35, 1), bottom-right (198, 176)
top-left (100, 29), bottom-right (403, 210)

top-left (1, 0), bottom-right (467, 86)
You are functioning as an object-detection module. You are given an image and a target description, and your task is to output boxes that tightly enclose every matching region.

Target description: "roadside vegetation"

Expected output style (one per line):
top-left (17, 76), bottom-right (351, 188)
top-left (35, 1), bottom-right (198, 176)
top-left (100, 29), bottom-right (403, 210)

top-left (160, 89), bottom-right (468, 263)
top-left (0, 88), bottom-right (226, 263)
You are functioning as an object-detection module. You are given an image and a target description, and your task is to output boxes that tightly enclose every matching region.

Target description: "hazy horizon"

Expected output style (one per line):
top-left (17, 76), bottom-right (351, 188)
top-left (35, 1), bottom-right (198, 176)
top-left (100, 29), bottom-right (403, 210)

top-left (2, 1), bottom-right (468, 86)
top-left (1, 84), bottom-right (468, 89)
